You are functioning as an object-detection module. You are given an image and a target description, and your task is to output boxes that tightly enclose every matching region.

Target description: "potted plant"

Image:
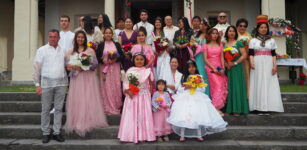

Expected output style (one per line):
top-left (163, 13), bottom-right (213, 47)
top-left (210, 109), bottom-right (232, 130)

top-left (298, 72), bottom-right (306, 86)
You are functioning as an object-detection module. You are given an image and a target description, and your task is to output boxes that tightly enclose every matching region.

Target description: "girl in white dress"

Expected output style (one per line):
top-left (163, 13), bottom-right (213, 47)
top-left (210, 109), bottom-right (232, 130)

top-left (248, 16), bottom-right (284, 114)
top-left (167, 60), bottom-right (227, 142)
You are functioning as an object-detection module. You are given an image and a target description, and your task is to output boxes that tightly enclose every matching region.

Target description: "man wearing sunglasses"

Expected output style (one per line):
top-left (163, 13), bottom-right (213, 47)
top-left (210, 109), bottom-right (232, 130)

top-left (213, 12), bottom-right (230, 39)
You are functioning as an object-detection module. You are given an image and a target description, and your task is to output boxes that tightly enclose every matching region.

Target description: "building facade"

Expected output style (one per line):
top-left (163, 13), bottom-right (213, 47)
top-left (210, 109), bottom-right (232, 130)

top-left (0, 0), bottom-right (306, 81)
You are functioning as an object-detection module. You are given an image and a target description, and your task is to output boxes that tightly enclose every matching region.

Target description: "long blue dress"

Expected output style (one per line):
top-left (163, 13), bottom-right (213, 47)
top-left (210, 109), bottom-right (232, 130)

top-left (195, 37), bottom-right (210, 96)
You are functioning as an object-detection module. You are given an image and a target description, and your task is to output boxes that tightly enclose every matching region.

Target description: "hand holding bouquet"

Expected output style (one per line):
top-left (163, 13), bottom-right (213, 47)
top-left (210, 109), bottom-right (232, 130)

top-left (68, 53), bottom-right (92, 77)
top-left (154, 36), bottom-right (169, 54)
top-left (127, 72), bottom-right (140, 97)
top-left (156, 96), bottom-right (170, 112)
top-left (224, 46), bottom-right (240, 63)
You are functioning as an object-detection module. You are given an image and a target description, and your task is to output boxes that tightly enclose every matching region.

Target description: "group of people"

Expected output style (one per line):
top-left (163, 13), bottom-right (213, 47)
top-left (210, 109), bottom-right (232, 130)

top-left (33, 9), bottom-right (284, 144)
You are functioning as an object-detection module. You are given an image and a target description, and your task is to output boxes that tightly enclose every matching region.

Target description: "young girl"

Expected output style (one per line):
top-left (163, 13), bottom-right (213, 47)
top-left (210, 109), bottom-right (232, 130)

top-left (167, 60), bottom-right (228, 142)
top-left (152, 80), bottom-right (172, 142)
top-left (118, 53), bottom-right (156, 143)
top-left (131, 27), bottom-right (155, 68)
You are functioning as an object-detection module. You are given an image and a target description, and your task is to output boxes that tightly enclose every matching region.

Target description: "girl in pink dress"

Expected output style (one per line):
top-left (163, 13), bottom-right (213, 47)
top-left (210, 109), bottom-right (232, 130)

top-left (118, 53), bottom-right (156, 143)
top-left (152, 80), bottom-right (172, 142)
top-left (64, 31), bottom-right (108, 137)
top-left (131, 27), bottom-right (155, 69)
top-left (96, 28), bottom-right (124, 115)
top-left (203, 28), bottom-right (228, 116)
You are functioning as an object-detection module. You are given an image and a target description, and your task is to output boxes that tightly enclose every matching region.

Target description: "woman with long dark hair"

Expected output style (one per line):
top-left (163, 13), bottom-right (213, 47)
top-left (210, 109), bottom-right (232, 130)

top-left (84, 16), bottom-right (103, 45)
top-left (96, 13), bottom-right (113, 34)
top-left (192, 18), bottom-right (211, 96)
top-left (248, 15), bottom-right (284, 114)
top-left (64, 30), bottom-right (108, 136)
top-left (118, 17), bottom-right (138, 71)
top-left (153, 17), bottom-right (173, 90)
top-left (173, 17), bottom-right (193, 73)
top-left (96, 27), bottom-right (124, 115)
top-left (223, 25), bottom-right (249, 115)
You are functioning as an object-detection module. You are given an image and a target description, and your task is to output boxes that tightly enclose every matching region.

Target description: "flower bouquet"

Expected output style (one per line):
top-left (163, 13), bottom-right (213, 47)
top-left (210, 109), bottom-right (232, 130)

top-left (153, 36), bottom-right (169, 53)
top-left (127, 72), bottom-right (140, 95)
top-left (298, 73), bottom-right (306, 86)
top-left (122, 43), bottom-right (133, 53)
top-left (102, 50), bottom-right (120, 74)
top-left (224, 46), bottom-right (240, 63)
top-left (183, 75), bottom-right (207, 95)
top-left (156, 96), bottom-right (170, 112)
top-left (68, 52), bottom-right (92, 77)
top-left (87, 41), bottom-right (97, 50)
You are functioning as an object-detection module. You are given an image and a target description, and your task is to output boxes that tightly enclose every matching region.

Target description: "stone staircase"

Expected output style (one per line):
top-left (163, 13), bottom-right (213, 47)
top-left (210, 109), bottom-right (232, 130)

top-left (0, 92), bottom-right (307, 150)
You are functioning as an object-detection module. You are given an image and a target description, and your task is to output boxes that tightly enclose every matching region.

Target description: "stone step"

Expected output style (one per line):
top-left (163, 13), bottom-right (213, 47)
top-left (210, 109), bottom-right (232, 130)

top-left (1, 139), bottom-right (307, 150)
top-left (1, 112), bottom-right (307, 126)
top-left (0, 101), bottom-right (305, 113)
top-left (0, 125), bottom-right (306, 140)
top-left (1, 92), bottom-right (306, 102)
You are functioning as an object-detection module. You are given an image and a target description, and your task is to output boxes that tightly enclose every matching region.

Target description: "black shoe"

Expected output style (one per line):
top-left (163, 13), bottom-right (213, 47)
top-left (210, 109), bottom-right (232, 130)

top-left (53, 134), bottom-right (65, 142)
top-left (42, 135), bottom-right (50, 144)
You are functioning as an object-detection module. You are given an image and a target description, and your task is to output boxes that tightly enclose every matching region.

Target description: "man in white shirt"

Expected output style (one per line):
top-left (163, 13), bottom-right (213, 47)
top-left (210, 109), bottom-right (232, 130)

top-left (163, 16), bottom-right (179, 49)
top-left (133, 9), bottom-right (154, 45)
top-left (59, 15), bottom-right (75, 53)
top-left (33, 29), bottom-right (68, 144)
top-left (213, 12), bottom-right (230, 39)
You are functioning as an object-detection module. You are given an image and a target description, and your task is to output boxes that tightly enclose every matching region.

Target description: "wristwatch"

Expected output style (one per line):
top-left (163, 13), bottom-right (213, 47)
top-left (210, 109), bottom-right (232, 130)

top-left (234, 62), bottom-right (238, 65)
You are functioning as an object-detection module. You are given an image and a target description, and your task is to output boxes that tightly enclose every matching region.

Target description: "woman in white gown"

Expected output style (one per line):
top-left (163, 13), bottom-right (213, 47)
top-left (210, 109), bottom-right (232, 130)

top-left (152, 17), bottom-right (174, 87)
top-left (167, 60), bottom-right (227, 141)
top-left (248, 15), bottom-right (284, 114)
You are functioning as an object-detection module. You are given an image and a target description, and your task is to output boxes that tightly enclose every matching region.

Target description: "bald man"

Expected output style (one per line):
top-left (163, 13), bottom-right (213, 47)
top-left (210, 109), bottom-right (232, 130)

top-left (213, 12), bottom-right (230, 39)
top-left (163, 16), bottom-right (179, 49)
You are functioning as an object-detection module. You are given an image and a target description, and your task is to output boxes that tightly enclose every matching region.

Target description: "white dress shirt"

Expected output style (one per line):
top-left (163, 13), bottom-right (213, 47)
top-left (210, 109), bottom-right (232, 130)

top-left (114, 29), bottom-right (123, 42)
top-left (213, 23), bottom-right (230, 40)
top-left (59, 31), bottom-right (75, 53)
top-left (163, 25), bottom-right (179, 48)
top-left (133, 21), bottom-right (154, 45)
top-left (33, 44), bottom-right (68, 88)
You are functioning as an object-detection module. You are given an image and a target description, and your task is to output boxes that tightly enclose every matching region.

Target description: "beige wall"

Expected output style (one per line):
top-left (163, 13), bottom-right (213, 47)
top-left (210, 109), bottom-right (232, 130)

top-left (45, 0), bottom-right (105, 43)
top-left (0, 0), bottom-right (14, 72)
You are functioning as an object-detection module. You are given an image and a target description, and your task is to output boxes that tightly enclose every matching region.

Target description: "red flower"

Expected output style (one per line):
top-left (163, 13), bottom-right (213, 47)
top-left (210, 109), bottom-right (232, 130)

top-left (129, 84), bottom-right (140, 95)
top-left (122, 43), bottom-right (133, 52)
top-left (81, 53), bottom-right (88, 57)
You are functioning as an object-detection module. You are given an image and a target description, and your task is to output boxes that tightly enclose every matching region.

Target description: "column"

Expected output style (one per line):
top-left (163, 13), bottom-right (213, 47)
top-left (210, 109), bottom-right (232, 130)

top-left (262, 0), bottom-right (288, 80)
top-left (261, 0), bottom-right (286, 55)
top-left (12, 0), bottom-right (38, 81)
top-left (184, 0), bottom-right (194, 25)
top-left (105, 0), bottom-right (115, 27)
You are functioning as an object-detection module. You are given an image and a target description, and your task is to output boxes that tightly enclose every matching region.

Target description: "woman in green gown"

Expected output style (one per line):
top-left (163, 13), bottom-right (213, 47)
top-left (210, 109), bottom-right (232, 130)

top-left (223, 25), bottom-right (249, 115)
top-left (192, 18), bottom-right (210, 96)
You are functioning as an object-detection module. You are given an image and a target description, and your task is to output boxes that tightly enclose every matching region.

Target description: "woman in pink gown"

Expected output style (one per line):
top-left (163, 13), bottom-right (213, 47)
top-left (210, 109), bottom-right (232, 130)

top-left (203, 28), bottom-right (228, 115)
top-left (64, 31), bottom-right (108, 137)
top-left (96, 28), bottom-right (124, 115)
top-left (118, 53), bottom-right (156, 143)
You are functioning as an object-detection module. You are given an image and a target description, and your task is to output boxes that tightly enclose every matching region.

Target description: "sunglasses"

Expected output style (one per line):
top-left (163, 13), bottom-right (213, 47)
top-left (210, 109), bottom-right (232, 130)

top-left (239, 25), bottom-right (247, 28)
top-left (219, 16), bottom-right (226, 18)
